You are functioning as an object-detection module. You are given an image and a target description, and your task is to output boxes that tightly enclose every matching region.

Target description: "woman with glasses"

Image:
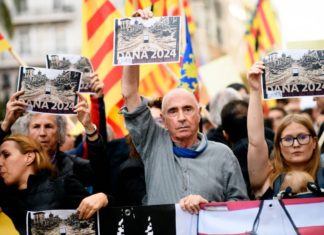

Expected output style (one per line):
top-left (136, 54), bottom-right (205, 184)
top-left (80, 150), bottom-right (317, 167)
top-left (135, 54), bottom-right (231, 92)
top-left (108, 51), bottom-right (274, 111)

top-left (246, 61), bottom-right (321, 199)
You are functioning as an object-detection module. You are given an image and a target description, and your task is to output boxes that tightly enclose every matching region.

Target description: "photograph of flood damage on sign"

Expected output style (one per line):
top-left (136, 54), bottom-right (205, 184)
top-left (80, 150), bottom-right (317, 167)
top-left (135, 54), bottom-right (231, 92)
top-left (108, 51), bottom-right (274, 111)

top-left (17, 66), bottom-right (81, 114)
top-left (262, 49), bottom-right (324, 99)
top-left (46, 54), bottom-right (94, 93)
top-left (113, 16), bottom-right (180, 65)
top-left (27, 210), bottom-right (99, 235)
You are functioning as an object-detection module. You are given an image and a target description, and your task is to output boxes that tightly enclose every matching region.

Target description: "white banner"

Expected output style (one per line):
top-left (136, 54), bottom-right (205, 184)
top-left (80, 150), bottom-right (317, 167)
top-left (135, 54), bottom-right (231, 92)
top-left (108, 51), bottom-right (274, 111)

top-left (196, 198), bottom-right (324, 235)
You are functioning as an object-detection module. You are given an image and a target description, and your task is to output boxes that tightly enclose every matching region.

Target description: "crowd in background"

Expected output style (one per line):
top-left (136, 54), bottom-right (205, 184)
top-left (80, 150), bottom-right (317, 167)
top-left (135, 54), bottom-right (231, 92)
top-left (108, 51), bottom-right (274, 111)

top-left (1, 9), bottom-right (324, 235)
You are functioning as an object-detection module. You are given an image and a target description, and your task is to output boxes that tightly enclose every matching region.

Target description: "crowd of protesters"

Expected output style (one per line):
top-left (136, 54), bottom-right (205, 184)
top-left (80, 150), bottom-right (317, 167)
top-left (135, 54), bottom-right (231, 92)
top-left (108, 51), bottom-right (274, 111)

top-left (1, 8), bottom-right (324, 234)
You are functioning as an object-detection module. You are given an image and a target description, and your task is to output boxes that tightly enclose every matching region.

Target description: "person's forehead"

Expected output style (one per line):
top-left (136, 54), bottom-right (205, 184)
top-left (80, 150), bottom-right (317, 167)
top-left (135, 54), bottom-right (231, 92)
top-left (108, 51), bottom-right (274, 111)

top-left (281, 122), bottom-right (308, 135)
top-left (164, 90), bottom-right (196, 108)
top-left (0, 141), bottom-right (17, 151)
top-left (30, 114), bottom-right (57, 125)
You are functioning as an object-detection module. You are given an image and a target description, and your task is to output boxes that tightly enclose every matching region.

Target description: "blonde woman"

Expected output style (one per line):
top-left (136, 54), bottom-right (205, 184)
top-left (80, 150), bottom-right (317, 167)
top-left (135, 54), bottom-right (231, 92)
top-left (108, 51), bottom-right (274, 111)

top-left (0, 134), bottom-right (108, 235)
top-left (247, 61), bottom-right (320, 199)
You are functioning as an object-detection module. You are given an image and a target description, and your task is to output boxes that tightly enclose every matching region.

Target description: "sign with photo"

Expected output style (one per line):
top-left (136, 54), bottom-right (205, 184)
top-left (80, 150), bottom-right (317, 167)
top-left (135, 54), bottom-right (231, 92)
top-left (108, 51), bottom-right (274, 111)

top-left (46, 54), bottom-right (94, 93)
top-left (26, 210), bottom-right (100, 235)
top-left (113, 16), bottom-right (181, 65)
top-left (262, 49), bottom-right (324, 99)
top-left (17, 66), bottom-right (81, 115)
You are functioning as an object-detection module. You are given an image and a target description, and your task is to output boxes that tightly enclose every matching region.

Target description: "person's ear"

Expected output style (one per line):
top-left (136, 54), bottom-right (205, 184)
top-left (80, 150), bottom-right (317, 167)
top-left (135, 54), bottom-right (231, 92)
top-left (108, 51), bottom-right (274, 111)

top-left (25, 152), bottom-right (35, 166)
top-left (313, 136), bottom-right (318, 150)
top-left (160, 113), bottom-right (165, 122)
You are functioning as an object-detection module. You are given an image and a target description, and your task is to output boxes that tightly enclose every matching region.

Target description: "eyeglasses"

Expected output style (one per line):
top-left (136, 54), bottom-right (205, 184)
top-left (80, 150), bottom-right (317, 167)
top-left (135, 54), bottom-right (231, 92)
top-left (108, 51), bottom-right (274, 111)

top-left (280, 133), bottom-right (312, 147)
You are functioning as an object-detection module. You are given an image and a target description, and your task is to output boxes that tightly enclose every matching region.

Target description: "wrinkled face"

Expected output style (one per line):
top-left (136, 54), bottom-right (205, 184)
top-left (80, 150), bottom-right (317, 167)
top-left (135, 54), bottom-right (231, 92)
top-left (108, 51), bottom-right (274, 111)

top-left (28, 114), bottom-right (59, 156)
top-left (0, 141), bottom-right (30, 187)
top-left (162, 90), bottom-right (200, 143)
top-left (279, 122), bottom-right (316, 168)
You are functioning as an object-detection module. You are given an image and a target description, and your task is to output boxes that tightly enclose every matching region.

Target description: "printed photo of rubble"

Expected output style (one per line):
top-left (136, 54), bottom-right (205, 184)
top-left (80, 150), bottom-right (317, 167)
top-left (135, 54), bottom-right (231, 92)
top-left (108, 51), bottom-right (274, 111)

top-left (262, 50), bottom-right (324, 99)
top-left (27, 210), bottom-right (98, 235)
top-left (46, 54), bottom-right (94, 93)
top-left (17, 67), bottom-right (81, 114)
top-left (114, 16), bottom-right (180, 65)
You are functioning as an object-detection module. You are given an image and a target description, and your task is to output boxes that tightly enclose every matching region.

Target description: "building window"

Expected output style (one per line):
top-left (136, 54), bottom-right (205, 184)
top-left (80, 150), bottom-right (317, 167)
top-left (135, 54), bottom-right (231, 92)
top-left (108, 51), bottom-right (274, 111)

top-left (1, 73), bottom-right (11, 102)
top-left (53, 0), bottom-right (63, 11)
top-left (55, 26), bottom-right (66, 52)
top-left (2, 73), bottom-right (10, 90)
top-left (214, 0), bottom-right (222, 20)
top-left (17, 28), bottom-right (30, 55)
top-left (216, 26), bottom-right (223, 46)
top-left (16, 0), bottom-right (28, 14)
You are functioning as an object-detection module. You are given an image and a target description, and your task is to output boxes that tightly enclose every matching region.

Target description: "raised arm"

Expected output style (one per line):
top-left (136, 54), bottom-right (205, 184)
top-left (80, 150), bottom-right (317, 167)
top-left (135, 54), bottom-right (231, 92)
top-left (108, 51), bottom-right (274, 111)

top-left (89, 72), bottom-right (108, 141)
top-left (247, 61), bottom-right (272, 195)
top-left (121, 9), bottom-right (153, 112)
top-left (121, 65), bottom-right (141, 112)
top-left (75, 92), bottom-right (98, 142)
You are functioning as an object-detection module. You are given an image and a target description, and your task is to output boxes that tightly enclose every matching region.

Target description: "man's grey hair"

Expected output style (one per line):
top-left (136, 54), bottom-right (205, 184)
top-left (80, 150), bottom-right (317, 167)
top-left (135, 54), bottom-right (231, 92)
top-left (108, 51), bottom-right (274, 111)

top-left (209, 88), bottom-right (242, 126)
top-left (11, 113), bottom-right (67, 146)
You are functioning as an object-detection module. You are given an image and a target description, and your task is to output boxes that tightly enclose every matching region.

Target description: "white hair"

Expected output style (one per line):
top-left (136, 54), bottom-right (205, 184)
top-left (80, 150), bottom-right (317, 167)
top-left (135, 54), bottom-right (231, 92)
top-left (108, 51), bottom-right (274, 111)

top-left (209, 88), bottom-right (242, 126)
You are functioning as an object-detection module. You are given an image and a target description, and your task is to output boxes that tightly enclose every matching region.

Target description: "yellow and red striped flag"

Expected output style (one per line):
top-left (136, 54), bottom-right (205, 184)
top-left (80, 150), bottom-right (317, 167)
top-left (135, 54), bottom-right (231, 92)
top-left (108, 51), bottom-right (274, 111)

top-left (82, 0), bottom-right (127, 137)
top-left (244, 0), bottom-right (281, 69)
top-left (82, 0), bottom-right (179, 138)
top-left (0, 33), bottom-right (11, 52)
top-left (82, 0), bottom-right (197, 137)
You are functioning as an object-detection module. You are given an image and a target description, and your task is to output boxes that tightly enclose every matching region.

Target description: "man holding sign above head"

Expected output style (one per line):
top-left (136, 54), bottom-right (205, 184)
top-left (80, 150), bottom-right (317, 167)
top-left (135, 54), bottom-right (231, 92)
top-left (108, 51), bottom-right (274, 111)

top-left (121, 9), bottom-right (248, 214)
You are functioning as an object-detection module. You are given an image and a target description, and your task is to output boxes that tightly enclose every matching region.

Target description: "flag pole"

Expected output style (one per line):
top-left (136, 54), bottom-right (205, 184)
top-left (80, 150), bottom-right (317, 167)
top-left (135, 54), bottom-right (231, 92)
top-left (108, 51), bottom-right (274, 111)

top-left (179, 0), bottom-right (186, 53)
top-left (162, 64), bottom-right (178, 81)
top-left (9, 48), bottom-right (27, 66)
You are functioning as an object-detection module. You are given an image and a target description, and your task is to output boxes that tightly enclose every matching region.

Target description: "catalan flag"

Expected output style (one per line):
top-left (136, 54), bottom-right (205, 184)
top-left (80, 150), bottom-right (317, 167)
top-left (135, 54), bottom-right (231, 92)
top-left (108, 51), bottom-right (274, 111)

top-left (82, 0), bottom-right (179, 138)
top-left (245, 0), bottom-right (281, 68)
top-left (82, 0), bottom-right (198, 137)
top-left (0, 33), bottom-right (11, 52)
top-left (82, 0), bottom-right (127, 137)
top-left (139, 64), bottom-right (178, 97)
top-left (178, 17), bottom-right (199, 99)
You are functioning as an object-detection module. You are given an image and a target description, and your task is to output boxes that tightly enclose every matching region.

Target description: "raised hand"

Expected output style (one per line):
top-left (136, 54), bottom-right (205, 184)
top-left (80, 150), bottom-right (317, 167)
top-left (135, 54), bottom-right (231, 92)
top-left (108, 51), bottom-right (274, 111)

top-left (132, 8), bottom-right (153, 18)
top-left (247, 61), bottom-right (265, 92)
top-left (89, 73), bottom-right (104, 98)
top-left (74, 92), bottom-right (94, 132)
top-left (1, 91), bottom-right (28, 132)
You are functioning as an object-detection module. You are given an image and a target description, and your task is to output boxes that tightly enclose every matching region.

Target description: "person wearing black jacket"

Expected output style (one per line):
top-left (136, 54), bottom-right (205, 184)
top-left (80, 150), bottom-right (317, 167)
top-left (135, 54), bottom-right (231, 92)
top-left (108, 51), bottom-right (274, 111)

top-left (0, 91), bottom-right (98, 188)
top-left (0, 134), bottom-right (108, 235)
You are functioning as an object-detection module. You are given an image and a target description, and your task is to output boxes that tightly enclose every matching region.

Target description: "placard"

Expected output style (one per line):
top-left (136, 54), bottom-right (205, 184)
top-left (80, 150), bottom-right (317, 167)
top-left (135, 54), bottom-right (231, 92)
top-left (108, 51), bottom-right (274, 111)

top-left (46, 54), bottom-right (94, 93)
top-left (113, 16), bottom-right (181, 65)
top-left (26, 210), bottom-right (99, 235)
top-left (262, 50), bottom-right (324, 99)
top-left (17, 66), bottom-right (81, 115)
